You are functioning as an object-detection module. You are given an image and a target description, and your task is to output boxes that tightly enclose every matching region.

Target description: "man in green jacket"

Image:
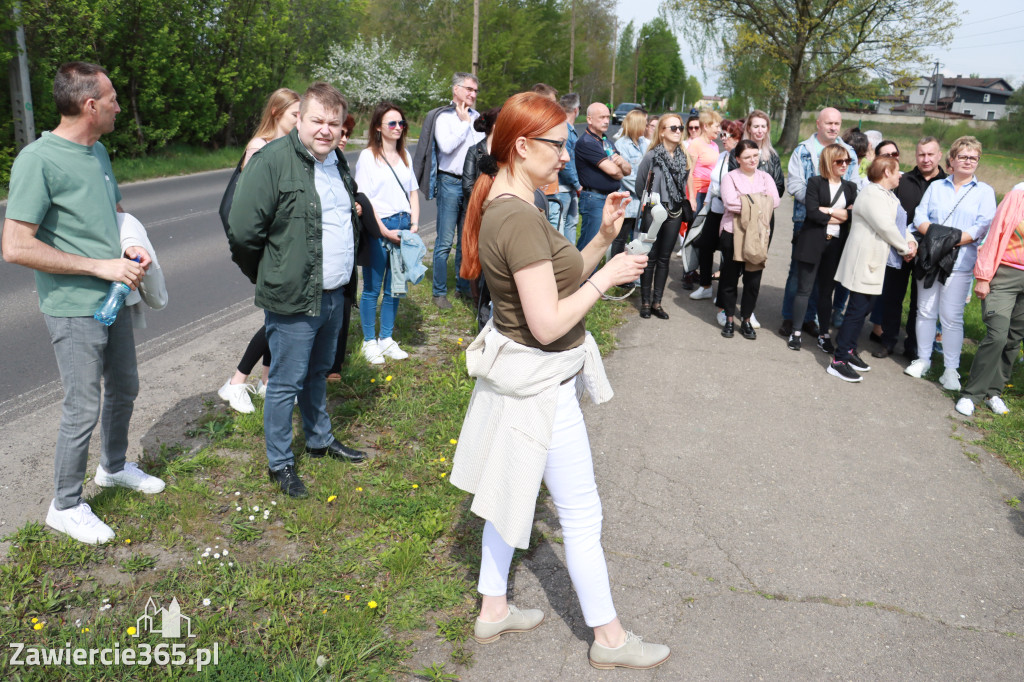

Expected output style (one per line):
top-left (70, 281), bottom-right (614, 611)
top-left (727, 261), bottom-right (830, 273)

top-left (228, 82), bottom-right (366, 498)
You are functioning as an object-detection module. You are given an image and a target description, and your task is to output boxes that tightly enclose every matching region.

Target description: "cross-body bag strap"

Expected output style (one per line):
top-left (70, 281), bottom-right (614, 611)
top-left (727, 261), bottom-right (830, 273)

top-left (828, 182), bottom-right (845, 208)
top-left (383, 155), bottom-right (412, 208)
top-left (941, 183), bottom-right (975, 225)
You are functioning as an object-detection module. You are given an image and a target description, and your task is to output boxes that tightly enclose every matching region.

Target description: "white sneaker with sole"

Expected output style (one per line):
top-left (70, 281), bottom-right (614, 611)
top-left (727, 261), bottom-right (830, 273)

top-left (96, 462), bottom-right (166, 494)
top-left (256, 380), bottom-right (267, 398)
top-left (361, 339), bottom-right (385, 365)
top-left (46, 501), bottom-right (115, 545)
top-left (378, 337), bottom-right (409, 360)
top-left (716, 310), bottom-right (727, 327)
top-left (689, 286), bottom-right (713, 300)
top-left (985, 396), bottom-right (1009, 415)
top-left (904, 359), bottom-right (931, 378)
top-left (749, 312), bottom-right (761, 329)
top-left (955, 397), bottom-right (975, 416)
top-left (939, 368), bottom-right (961, 391)
top-left (218, 380), bottom-right (255, 413)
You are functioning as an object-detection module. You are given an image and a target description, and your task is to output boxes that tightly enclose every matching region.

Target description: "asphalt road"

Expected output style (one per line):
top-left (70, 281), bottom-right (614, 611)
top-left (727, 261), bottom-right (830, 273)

top-left (0, 149), bottom-right (438, 424)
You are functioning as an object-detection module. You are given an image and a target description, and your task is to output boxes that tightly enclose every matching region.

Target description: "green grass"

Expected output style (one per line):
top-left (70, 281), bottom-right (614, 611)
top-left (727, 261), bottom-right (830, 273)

top-left (0, 262), bottom-right (629, 679)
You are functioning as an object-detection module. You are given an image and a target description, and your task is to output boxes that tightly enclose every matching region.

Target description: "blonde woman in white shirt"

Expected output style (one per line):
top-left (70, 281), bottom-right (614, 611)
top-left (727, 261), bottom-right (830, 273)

top-left (355, 102), bottom-right (420, 363)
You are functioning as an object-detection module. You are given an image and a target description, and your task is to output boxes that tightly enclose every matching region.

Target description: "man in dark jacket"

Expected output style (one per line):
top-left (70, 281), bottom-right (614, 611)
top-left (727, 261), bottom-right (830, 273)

top-left (873, 136), bottom-right (947, 359)
top-left (228, 82), bottom-right (367, 498)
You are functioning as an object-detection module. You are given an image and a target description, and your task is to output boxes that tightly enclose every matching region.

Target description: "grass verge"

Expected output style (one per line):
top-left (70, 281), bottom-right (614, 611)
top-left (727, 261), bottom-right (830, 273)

top-left (0, 266), bottom-right (629, 680)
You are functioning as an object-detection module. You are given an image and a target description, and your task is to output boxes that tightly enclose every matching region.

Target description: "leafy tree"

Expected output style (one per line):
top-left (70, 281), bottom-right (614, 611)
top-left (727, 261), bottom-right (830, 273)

top-left (666, 0), bottom-right (960, 150)
top-left (634, 18), bottom-right (686, 111)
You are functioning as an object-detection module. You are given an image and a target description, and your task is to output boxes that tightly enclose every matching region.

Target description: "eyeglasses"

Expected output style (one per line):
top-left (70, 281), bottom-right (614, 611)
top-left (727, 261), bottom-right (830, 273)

top-left (956, 154), bottom-right (980, 164)
top-left (879, 152), bottom-right (899, 158)
top-left (834, 158), bottom-right (851, 166)
top-left (385, 120), bottom-right (407, 130)
top-left (687, 126), bottom-right (700, 132)
top-left (457, 84), bottom-right (479, 94)
top-left (530, 137), bottom-right (567, 153)
top-left (340, 130), bottom-right (351, 139)
top-left (665, 125), bottom-right (684, 132)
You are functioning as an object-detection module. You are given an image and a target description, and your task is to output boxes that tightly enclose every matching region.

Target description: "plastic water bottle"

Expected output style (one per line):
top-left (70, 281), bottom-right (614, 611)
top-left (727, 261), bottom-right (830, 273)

top-left (93, 256), bottom-right (140, 326)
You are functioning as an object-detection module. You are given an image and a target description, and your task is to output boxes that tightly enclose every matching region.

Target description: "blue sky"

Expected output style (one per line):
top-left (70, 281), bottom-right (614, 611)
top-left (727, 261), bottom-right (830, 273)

top-left (619, 0), bottom-right (1024, 96)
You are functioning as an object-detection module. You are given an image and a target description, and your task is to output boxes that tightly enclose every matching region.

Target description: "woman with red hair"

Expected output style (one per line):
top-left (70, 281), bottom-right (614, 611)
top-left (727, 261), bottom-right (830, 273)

top-left (450, 92), bottom-right (669, 670)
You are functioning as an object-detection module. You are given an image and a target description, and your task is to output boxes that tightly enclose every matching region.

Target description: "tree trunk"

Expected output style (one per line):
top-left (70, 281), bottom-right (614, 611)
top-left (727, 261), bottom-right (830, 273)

top-left (777, 57), bottom-right (807, 152)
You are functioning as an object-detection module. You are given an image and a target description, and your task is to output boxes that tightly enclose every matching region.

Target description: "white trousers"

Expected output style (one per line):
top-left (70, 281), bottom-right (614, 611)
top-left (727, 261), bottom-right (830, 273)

top-left (477, 381), bottom-right (617, 628)
top-left (916, 270), bottom-right (973, 369)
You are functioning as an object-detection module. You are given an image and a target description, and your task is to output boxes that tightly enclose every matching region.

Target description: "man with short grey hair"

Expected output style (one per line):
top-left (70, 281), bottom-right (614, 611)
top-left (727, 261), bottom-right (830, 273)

top-left (412, 72), bottom-right (485, 309)
top-left (2, 61), bottom-right (165, 545)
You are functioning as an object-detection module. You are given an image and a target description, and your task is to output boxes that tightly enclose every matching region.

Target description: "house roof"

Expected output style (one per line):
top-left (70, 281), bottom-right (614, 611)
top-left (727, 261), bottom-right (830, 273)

top-left (929, 76), bottom-right (1014, 91)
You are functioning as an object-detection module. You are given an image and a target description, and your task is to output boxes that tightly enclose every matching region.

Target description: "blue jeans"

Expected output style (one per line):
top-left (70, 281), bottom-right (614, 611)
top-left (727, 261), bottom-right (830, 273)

top-left (264, 288), bottom-right (347, 471)
top-left (45, 313), bottom-right (138, 510)
top-left (432, 173), bottom-right (468, 296)
top-left (577, 190), bottom-right (606, 250)
top-left (781, 221), bottom-right (818, 324)
top-left (361, 212), bottom-right (410, 341)
top-left (547, 193), bottom-right (570, 233)
top-left (562, 193), bottom-right (579, 244)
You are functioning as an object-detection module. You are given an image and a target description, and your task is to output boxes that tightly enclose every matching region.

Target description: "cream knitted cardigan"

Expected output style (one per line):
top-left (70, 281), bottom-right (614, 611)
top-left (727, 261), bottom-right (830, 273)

top-left (450, 320), bottom-right (614, 549)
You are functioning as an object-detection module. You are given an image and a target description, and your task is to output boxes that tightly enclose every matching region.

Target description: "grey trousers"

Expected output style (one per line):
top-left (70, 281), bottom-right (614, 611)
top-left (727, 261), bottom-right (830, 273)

top-left (961, 267), bottom-right (1024, 402)
top-left (44, 313), bottom-right (138, 510)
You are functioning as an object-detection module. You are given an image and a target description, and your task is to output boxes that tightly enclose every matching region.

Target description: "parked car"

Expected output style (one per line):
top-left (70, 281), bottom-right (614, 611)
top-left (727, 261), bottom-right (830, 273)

top-left (612, 102), bottom-right (644, 125)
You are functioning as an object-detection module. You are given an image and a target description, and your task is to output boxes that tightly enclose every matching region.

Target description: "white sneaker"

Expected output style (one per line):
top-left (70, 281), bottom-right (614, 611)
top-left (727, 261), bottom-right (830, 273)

top-left (955, 397), bottom-right (975, 416)
top-left (218, 380), bottom-right (255, 413)
top-left (716, 310), bottom-right (727, 327)
top-left (985, 396), bottom-right (1009, 415)
top-left (46, 501), bottom-right (115, 545)
top-left (749, 312), bottom-right (761, 329)
top-left (96, 462), bottom-right (166, 494)
top-left (689, 286), bottom-right (713, 300)
top-left (904, 359), bottom-right (931, 378)
top-left (361, 339), bottom-right (385, 365)
top-left (939, 368), bottom-right (961, 391)
top-left (378, 337), bottom-right (409, 360)
top-left (256, 380), bottom-right (267, 398)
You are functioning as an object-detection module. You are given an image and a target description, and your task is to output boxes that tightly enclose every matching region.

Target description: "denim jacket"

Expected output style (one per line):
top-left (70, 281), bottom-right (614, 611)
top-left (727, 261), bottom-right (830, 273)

top-left (558, 123), bottom-right (581, 191)
top-left (786, 134), bottom-right (858, 225)
top-left (614, 136), bottom-right (649, 218)
top-left (386, 231), bottom-right (427, 296)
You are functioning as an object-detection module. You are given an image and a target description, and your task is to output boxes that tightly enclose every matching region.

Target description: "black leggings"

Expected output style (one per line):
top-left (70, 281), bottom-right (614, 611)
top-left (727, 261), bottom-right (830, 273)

top-left (697, 211), bottom-right (724, 287)
top-left (715, 230), bottom-right (763, 320)
top-left (641, 214), bottom-right (683, 306)
top-left (237, 326), bottom-right (270, 375)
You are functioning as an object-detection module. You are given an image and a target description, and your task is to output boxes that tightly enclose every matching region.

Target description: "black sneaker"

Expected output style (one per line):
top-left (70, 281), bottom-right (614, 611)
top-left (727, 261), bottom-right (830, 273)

top-left (721, 320), bottom-right (735, 338)
top-left (269, 464), bottom-right (308, 498)
top-left (817, 335), bottom-right (835, 354)
top-left (847, 352), bottom-right (871, 372)
top-left (740, 320), bottom-right (757, 340)
top-left (801, 320), bottom-right (820, 336)
top-left (827, 359), bottom-right (862, 383)
top-left (778, 319), bottom-right (794, 338)
top-left (787, 333), bottom-right (802, 351)
top-left (305, 439), bottom-right (368, 465)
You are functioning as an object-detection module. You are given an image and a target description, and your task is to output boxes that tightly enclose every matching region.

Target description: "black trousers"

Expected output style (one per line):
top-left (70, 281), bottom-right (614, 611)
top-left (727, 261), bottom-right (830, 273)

top-left (791, 237), bottom-right (844, 336)
top-left (715, 230), bottom-right (763, 320)
top-left (641, 214), bottom-right (683, 306)
top-left (835, 291), bottom-right (874, 358)
top-left (697, 211), bottom-right (724, 287)
top-left (877, 262), bottom-right (918, 353)
top-left (610, 217), bottom-right (636, 259)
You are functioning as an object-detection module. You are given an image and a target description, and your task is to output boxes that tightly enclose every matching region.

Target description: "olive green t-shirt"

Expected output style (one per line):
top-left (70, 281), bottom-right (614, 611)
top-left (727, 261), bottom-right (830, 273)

top-left (6, 132), bottom-right (122, 316)
top-left (478, 195), bottom-right (585, 351)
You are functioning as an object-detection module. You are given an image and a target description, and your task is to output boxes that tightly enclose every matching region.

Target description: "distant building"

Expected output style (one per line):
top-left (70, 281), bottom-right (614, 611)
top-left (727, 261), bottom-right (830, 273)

top-left (695, 95), bottom-right (727, 112)
top-left (895, 76), bottom-right (1016, 121)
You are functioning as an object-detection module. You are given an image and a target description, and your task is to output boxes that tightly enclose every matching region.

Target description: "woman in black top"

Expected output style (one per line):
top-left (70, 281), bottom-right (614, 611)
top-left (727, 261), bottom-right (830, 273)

top-left (787, 143), bottom-right (858, 352)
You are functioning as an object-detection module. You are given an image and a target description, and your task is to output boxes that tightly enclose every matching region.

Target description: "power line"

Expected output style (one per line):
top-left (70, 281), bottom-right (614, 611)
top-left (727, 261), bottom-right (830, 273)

top-left (943, 37), bottom-right (1024, 51)
top-left (960, 8), bottom-right (1024, 27)
top-left (952, 23), bottom-right (1024, 41)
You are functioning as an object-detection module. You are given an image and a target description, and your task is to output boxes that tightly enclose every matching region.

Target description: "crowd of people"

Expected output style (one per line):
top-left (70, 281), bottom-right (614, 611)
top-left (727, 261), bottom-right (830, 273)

top-left (6, 61), bottom-right (1024, 673)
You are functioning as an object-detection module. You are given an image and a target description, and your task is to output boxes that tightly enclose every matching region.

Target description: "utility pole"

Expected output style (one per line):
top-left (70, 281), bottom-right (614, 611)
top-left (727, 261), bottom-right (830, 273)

top-left (569, 0), bottom-right (576, 92)
top-left (610, 20), bottom-right (618, 107)
top-left (632, 33), bottom-right (641, 103)
top-left (471, 0), bottom-right (480, 77)
top-left (8, 3), bottom-right (35, 150)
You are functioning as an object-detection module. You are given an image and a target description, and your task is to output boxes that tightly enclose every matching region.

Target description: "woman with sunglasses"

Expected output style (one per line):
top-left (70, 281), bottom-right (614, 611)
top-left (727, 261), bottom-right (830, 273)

top-left (904, 136), bottom-right (997, 390)
top-left (635, 115), bottom-right (689, 319)
top-left (786, 143), bottom-right (858, 353)
top-left (354, 102), bottom-right (420, 364)
top-left (218, 88), bottom-right (301, 413)
top-left (452, 92), bottom-right (668, 670)
top-left (682, 114), bottom-right (700, 151)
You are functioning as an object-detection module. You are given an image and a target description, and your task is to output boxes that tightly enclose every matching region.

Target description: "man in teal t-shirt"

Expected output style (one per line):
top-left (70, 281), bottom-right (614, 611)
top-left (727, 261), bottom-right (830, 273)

top-left (1, 62), bottom-right (165, 545)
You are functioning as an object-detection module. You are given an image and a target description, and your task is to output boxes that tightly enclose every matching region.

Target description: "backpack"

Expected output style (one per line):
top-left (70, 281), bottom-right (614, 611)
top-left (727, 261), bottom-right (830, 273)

top-left (218, 152), bottom-right (246, 237)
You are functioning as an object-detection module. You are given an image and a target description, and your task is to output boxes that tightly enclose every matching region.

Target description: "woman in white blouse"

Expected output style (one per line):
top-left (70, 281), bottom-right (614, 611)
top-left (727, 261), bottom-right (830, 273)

top-left (355, 102), bottom-right (420, 364)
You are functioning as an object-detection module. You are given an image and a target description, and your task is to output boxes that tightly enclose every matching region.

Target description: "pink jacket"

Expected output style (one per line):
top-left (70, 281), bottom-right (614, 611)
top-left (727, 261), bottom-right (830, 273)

top-left (974, 189), bottom-right (1024, 282)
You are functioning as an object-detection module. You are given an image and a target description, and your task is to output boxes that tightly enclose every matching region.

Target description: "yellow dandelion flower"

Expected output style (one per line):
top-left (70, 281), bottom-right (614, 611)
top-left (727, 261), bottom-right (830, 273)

top-left (344, 594), bottom-right (351, 601)
top-left (125, 539), bottom-right (131, 544)
top-left (33, 623), bottom-right (43, 630)
top-left (327, 495), bottom-right (337, 503)
top-left (322, 608), bottom-right (328, 614)
top-left (31, 618), bottom-right (37, 624)
top-left (81, 628), bottom-right (89, 633)
top-left (440, 472), bottom-right (447, 478)
top-left (127, 626), bottom-right (137, 636)
top-left (449, 438), bottom-right (458, 445)
top-left (1007, 384), bottom-right (1014, 388)
top-left (439, 457), bottom-right (446, 462)
top-left (371, 378), bottom-right (376, 383)
top-left (458, 337), bottom-right (463, 343)
top-left (385, 375), bottom-right (392, 382)
top-left (356, 487), bottom-right (363, 492)
top-left (368, 601), bottom-right (378, 609)
top-left (412, 484), bottom-right (419, 489)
